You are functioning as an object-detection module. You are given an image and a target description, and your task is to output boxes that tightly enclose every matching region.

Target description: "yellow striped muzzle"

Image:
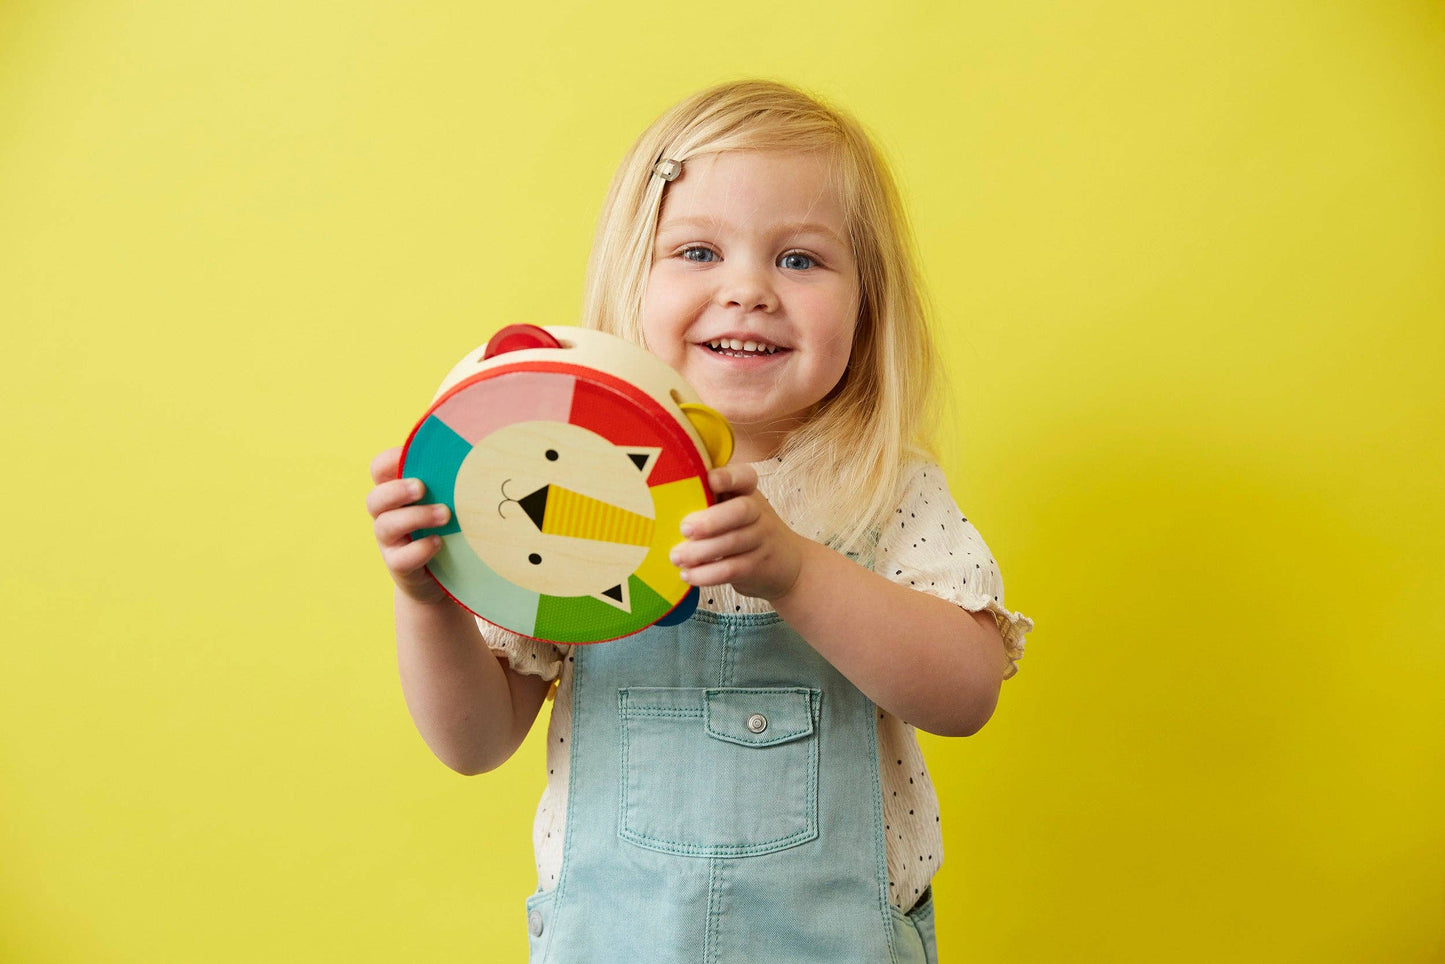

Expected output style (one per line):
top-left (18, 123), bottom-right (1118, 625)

top-left (519, 484), bottom-right (655, 546)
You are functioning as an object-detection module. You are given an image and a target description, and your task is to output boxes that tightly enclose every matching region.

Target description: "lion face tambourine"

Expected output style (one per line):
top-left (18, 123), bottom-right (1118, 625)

top-left (399, 324), bottom-right (733, 644)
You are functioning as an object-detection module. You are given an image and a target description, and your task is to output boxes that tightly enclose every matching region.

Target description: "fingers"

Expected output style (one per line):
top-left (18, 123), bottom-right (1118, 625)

top-left (669, 476), bottom-right (803, 599)
top-left (370, 446), bottom-right (404, 485)
top-left (669, 525), bottom-right (762, 571)
top-left (367, 446), bottom-right (449, 603)
top-left (680, 493), bottom-right (760, 539)
top-left (672, 487), bottom-right (768, 586)
top-left (374, 502), bottom-right (450, 546)
top-left (381, 531), bottom-right (444, 579)
top-left (374, 499), bottom-right (447, 600)
top-left (366, 477), bottom-right (427, 519)
top-left (707, 463), bottom-right (758, 499)
top-left (674, 556), bottom-right (749, 589)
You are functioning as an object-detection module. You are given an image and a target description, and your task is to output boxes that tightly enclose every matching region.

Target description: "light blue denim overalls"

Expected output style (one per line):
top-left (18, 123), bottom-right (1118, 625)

top-left (523, 609), bottom-right (939, 963)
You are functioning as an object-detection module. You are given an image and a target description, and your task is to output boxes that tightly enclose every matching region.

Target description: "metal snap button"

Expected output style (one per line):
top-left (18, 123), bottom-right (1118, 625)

top-left (528, 909), bottom-right (544, 938)
top-left (746, 713), bottom-right (768, 734)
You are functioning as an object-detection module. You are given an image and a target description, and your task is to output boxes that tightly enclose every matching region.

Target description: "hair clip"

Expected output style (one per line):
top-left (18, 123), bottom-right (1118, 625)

top-left (653, 158), bottom-right (682, 182)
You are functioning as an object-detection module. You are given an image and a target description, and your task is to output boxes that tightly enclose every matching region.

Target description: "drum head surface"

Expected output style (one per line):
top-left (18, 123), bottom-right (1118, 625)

top-left (400, 360), bottom-right (710, 643)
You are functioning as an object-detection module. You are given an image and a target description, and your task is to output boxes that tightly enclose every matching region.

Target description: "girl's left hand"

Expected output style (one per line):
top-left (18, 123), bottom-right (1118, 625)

top-left (669, 464), bottom-right (807, 601)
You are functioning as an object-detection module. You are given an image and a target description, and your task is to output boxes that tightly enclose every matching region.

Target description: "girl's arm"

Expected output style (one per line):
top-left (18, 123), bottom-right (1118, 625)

top-left (770, 542), bottom-right (1005, 736)
top-left (670, 464), bottom-right (1009, 737)
top-left (369, 447), bottom-right (550, 774)
top-left (393, 589), bottom-right (551, 774)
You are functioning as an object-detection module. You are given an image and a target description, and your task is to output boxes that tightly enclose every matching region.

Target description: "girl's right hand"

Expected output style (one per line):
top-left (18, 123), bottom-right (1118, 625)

top-left (366, 446), bottom-right (451, 604)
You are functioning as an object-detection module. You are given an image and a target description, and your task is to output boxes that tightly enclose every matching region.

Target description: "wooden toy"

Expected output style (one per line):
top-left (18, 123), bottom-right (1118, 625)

top-left (399, 324), bottom-right (733, 644)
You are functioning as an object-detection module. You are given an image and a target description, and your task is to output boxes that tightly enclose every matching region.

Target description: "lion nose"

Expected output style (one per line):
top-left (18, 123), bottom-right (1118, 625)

top-left (518, 485), bottom-right (654, 546)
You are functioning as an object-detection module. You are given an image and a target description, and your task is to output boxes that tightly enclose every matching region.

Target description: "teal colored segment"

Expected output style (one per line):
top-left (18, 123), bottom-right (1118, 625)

top-left (432, 532), bottom-right (539, 637)
top-left (406, 415), bottom-right (467, 537)
top-left (534, 576), bottom-right (668, 643)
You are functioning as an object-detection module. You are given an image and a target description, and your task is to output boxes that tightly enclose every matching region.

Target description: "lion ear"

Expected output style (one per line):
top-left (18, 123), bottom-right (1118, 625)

top-left (593, 582), bottom-right (631, 612)
top-left (679, 403), bottom-right (734, 468)
top-left (623, 447), bottom-right (661, 478)
top-left (482, 324), bottom-right (562, 360)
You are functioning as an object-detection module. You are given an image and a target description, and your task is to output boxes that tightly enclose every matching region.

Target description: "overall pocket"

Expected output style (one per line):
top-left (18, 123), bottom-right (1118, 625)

top-left (618, 686), bottom-right (820, 857)
top-left (889, 886), bottom-right (938, 964)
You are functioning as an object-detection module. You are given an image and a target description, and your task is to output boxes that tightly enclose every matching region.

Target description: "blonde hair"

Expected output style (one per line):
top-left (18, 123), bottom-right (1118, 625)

top-left (583, 80), bottom-right (945, 554)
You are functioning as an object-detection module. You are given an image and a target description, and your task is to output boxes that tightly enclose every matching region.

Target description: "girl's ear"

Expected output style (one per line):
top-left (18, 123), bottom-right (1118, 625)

top-left (483, 324), bottom-right (563, 359)
top-left (679, 402), bottom-right (734, 468)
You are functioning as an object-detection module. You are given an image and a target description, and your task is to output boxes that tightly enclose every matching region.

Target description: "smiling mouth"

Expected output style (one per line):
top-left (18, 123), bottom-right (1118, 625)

top-left (704, 338), bottom-right (784, 357)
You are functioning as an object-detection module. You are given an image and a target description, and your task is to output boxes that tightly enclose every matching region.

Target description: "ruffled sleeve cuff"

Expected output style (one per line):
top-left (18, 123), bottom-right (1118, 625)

top-left (963, 596), bottom-right (1033, 680)
top-left (477, 620), bottom-right (566, 682)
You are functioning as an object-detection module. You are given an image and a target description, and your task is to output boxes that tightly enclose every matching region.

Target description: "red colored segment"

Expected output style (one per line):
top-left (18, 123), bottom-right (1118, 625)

top-left (567, 375), bottom-right (699, 486)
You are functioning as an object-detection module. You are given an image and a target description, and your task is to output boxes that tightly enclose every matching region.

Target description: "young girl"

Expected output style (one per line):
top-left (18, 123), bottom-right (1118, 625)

top-left (366, 80), bottom-right (1032, 963)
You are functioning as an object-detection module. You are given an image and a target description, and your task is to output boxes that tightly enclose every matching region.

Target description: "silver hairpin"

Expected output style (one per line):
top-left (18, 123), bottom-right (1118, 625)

top-left (653, 158), bottom-right (682, 182)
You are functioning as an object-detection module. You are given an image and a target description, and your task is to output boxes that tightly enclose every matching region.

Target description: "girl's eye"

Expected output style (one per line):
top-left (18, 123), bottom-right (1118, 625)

top-left (681, 246), bottom-right (718, 263)
top-left (779, 251), bottom-right (817, 271)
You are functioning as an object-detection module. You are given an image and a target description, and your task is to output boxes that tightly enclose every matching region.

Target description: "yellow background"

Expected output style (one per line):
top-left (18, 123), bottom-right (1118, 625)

top-left (2, 1), bottom-right (1441, 960)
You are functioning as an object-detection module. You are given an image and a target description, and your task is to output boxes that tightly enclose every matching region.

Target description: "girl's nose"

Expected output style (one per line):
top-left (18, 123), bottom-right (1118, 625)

top-left (715, 262), bottom-right (778, 313)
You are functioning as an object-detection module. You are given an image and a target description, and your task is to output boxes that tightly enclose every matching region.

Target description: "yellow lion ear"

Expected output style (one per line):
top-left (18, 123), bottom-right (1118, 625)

top-left (678, 403), bottom-right (734, 468)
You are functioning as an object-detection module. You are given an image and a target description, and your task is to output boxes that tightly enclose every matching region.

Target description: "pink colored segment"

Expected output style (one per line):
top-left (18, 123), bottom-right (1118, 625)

top-left (431, 370), bottom-right (576, 443)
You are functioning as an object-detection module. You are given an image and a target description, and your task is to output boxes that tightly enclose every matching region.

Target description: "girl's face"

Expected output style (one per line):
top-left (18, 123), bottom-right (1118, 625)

top-left (640, 151), bottom-right (860, 462)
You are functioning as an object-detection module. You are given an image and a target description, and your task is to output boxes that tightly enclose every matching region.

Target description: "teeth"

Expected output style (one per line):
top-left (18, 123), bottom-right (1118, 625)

top-left (707, 339), bottom-right (779, 354)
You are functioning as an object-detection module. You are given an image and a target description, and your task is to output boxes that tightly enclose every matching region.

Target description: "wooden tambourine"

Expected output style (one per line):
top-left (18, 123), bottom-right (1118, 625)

top-left (399, 325), bottom-right (734, 644)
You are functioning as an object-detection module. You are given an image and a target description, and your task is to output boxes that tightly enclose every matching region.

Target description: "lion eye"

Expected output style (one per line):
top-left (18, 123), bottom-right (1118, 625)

top-left (545, 450), bottom-right (558, 461)
top-left (528, 553), bottom-right (542, 565)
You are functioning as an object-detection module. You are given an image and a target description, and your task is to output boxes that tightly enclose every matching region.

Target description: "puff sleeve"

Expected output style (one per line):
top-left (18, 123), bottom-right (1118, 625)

top-left (873, 462), bottom-right (1033, 678)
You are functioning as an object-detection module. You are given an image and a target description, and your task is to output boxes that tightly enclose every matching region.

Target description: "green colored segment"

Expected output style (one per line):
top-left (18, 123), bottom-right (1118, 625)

top-left (534, 576), bottom-right (669, 643)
